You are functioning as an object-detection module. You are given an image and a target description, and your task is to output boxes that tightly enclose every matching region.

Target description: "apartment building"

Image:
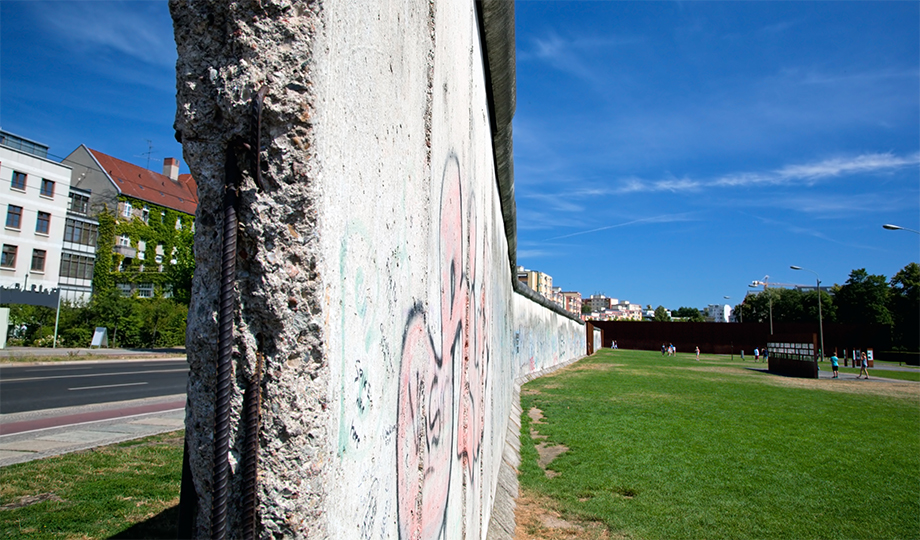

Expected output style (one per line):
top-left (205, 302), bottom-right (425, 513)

top-left (63, 145), bottom-right (197, 298)
top-left (59, 186), bottom-right (100, 303)
top-left (707, 303), bottom-right (732, 323)
top-left (1, 131), bottom-right (72, 296)
top-left (585, 294), bottom-right (616, 312)
top-left (516, 266), bottom-right (554, 297)
top-left (561, 291), bottom-right (583, 315)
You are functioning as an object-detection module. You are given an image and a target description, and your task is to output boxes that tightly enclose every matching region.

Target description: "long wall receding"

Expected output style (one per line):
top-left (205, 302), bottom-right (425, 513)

top-left (172, 1), bottom-right (590, 538)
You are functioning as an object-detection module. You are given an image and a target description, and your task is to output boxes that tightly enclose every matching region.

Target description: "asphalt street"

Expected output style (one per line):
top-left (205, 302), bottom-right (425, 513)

top-left (0, 359), bottom-right (188, 414)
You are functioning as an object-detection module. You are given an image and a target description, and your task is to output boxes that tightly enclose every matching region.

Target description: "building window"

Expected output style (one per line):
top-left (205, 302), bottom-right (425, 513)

top-left (63, 219), bottom-right (98, 246)
top-left (137, 283), bottom-right (154, 298)
top-left (40, 179), bottom-right (55, 198)
top-left (122, 202), bottom-right (132, 218)
top-left (30, 249), bottom-right (46, 272)
top-left (175, 219), bottom-right (182, 230)
top-left (70, 193), bottom-right (89, 216)
top-left (154, 254), bottom-right (164, 264)
top-left (60, 253), bottom-right (95, 280)
top-left (69, 192), bottom-right (90, 215)
top-left (35, 211), bottom-right (51, 235)
top-left (142, 206), bottom-right (150, 224)
top-left (118, 235), bottom-right (130, 247)
top-left (11, 171), bottom-right (26, 191)
top-left (117, 283), bottom-right (133, 296)
top-left (6, 205), bottom-right (22, 229)
top-left (1, 245), bottom-right (17, 268)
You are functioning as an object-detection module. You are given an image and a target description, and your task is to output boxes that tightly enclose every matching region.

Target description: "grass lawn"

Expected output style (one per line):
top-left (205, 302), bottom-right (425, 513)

top-left (0, 431), bottom-right (183, 539)
top-left (520, 349), bottom-right (920, 540)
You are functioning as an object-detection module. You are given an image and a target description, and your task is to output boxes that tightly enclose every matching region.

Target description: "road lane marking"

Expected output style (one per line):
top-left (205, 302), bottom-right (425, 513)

top-left (22, 367), bottom-right (94, 372)
top-left (3, 368), bottom-right (188, 383)
top-left (69, 382), bottom-right (149, 391)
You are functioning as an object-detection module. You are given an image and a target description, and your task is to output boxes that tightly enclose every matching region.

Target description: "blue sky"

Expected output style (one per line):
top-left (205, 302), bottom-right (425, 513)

top-left (515, 1), bottom-right (919, 309)
top-left (1, 1), bottom-right (918, 310)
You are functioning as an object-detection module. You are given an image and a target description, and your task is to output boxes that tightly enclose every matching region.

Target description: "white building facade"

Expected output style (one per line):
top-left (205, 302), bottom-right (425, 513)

top-left (1, 132), bottom-right (72, 296)
top-left (707, 303), bottom-right (732, 323)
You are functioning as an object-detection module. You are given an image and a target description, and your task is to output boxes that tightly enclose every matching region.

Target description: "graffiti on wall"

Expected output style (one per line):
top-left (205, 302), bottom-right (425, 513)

top-left (396, 155), bottom-right (492, 539)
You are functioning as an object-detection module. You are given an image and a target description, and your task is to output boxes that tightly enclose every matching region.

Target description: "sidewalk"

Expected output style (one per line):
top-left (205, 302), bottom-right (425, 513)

top-left (0, 394), bottom-right (185, 467)
top-left (0, 346), bottom-right (186, 362)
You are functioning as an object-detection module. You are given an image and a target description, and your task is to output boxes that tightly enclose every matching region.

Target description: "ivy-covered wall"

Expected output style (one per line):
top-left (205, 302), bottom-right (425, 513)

top-left (93, 196), bottom-right (195, 298)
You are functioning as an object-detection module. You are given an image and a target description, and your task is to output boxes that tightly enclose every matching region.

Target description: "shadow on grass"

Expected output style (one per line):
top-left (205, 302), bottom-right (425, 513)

top-left (109, 504), bottom-right (178, 539)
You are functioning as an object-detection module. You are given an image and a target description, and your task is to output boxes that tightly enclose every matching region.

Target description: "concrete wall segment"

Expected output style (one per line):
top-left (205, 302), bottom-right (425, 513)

top-left (172, 1), bottom-right (588, 538)
top-left (172, 1), bottom-right (328, 536)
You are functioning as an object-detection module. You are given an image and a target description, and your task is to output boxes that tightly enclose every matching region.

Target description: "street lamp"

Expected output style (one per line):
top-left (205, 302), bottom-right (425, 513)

top-left (790, 265), bottom-right (825, 361)
top-left (883, 224), bottom-right (920, 234)
top-left (749, 281), bottom-right (774, 335)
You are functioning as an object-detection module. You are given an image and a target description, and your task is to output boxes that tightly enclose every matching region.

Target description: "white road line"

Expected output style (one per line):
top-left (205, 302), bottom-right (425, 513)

top-left (69, 382), bottom-right (149, 391)
top-left (5, 368), bottom-right (188, 383)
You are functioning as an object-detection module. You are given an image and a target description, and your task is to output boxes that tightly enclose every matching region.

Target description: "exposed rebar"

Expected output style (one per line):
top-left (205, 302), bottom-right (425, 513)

top-left (241, 351), bottom-right (264, 539)
top-left (212, 141), bottom-right (241, 540)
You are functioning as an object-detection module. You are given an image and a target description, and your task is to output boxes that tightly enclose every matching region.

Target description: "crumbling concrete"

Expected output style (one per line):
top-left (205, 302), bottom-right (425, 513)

top-left (171, 1), bottom-right (592, 538)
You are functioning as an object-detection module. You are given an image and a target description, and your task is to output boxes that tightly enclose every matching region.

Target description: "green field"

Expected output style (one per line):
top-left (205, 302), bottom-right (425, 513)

top-left (520, 349), bottom-right (920, 539)
top-left (0, 432), bottom-right (183, 539)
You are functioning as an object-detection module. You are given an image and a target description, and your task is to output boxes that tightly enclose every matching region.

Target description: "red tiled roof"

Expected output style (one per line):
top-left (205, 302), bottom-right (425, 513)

top-left (90, 149), bottom-right (198, 215)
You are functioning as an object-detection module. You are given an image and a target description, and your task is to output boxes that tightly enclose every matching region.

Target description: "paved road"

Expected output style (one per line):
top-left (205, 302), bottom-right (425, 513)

top-left (0, 359), bottom-right (188, 414)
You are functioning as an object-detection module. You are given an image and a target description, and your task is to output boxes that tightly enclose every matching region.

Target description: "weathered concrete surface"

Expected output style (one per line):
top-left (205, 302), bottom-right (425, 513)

top-left (171, 1), bottom-right (588, 538)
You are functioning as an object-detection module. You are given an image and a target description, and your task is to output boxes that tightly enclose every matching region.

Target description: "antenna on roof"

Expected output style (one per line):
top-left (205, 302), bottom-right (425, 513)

top-left (137, 139), bottom-right (154, 170)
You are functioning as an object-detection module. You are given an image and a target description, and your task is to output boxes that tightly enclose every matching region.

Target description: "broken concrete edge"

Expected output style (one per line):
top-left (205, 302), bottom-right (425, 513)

top-left (486, 353), bottom-right (589, 540)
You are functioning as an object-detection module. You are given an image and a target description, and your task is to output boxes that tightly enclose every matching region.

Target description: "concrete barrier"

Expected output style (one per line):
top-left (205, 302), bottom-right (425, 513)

top-left (172, 1), bottom-right (588, 537)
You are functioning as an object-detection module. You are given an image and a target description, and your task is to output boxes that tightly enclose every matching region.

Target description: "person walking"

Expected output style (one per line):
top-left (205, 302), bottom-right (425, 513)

top-left (857, 352), bottom-right (870, 379)
top-left (695, 346), bottom-right (700, 361)
top-left (830, 353), bottom-right (839, 378)
top-left (754, 347), bottom-right (760, 362)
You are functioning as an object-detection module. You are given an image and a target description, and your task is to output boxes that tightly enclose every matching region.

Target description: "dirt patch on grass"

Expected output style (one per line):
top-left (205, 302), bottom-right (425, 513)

top-left (0, 492), bottom-right (63, 510)
top-left (566, 363), bottom-right (624, 373)
top-left (760, 375), bottom-right (919, 398)
top-left (529, 408), bottom-right (568, 477)
top-left (514, 488), bottom-right (615, 540)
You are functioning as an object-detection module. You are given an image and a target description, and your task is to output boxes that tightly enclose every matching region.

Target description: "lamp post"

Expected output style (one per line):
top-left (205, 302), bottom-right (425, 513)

top-left (790, 265), bottom-right (824, 361)
top-left (883, 223), bottom-right (920, 234)
top-left (749, 278), bottom-right (774, 335)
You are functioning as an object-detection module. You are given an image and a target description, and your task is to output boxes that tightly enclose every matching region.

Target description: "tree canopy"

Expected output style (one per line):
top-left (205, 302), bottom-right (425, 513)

top-left (653, 305), bottom-right (672, 322)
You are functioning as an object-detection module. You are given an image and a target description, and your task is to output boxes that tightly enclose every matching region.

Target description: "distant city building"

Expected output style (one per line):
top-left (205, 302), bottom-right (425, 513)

top-left (609, 300), bottom-right (643, 321)
top-left (561, 291), bottom-right (583, 315)
top-left (707, 303), bottom-right (732, 323)
top-left (1, 130), bottom-right (73, 298)
top-left (549, 286), bottom-right (564, 308)
top-left (516, 266), bottom-right (553, 297)
top-left (585, 294), bottom-right (615, 312)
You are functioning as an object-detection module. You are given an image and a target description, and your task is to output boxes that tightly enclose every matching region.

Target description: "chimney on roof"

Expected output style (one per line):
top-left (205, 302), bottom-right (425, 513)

top-left (163, 157), bottom-right (180, 182)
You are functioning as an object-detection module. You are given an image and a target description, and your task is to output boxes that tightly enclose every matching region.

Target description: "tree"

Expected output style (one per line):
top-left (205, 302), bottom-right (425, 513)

top-left (674, 306), bottom-right (705, 322)
top-left (653, 305), bottom-right (671, 322)
top-left (889, 262), bottom-right (919, 351)
top-left (835, 268), bottom-right (892, 326)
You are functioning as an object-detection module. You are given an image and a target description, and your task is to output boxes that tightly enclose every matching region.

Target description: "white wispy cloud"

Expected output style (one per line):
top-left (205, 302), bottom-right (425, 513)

top-left (519, 32), bottom-right (643, 85)
top-left (35, 1), bottom-right (176, 68)
top-left (615, 152), bottom-right (920, 193)
top-left (546, 212), bottom-right (698, 241)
